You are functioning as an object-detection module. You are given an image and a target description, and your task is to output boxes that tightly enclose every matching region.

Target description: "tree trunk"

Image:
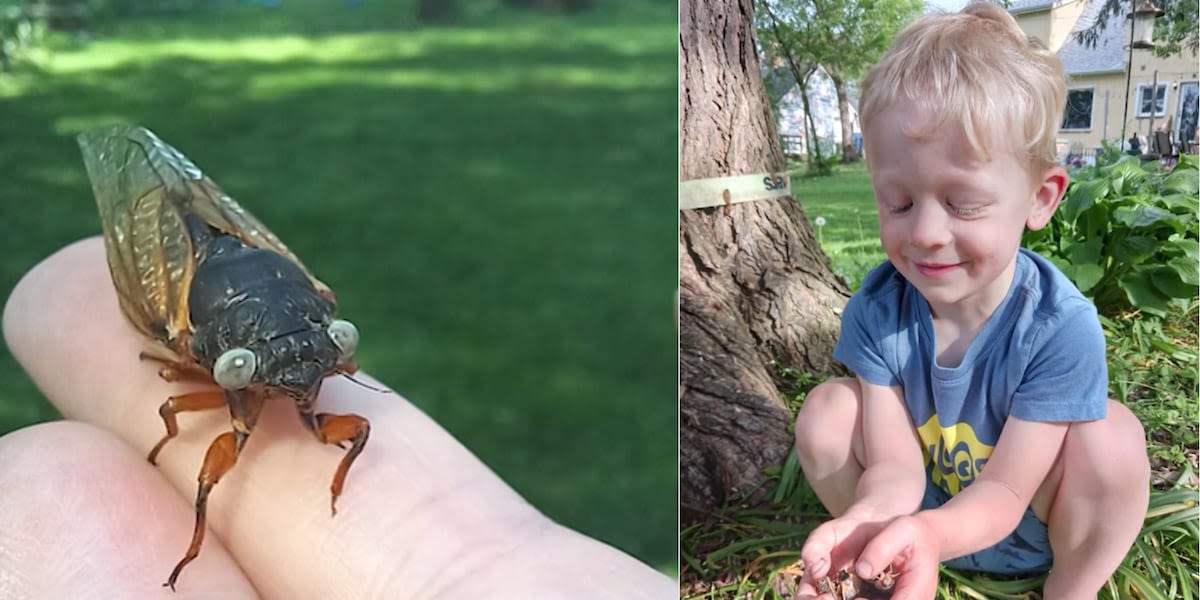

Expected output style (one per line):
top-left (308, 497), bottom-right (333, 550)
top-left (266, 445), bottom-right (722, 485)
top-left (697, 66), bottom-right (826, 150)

top-left (830, 70), bottom-right (861, 163)
top-left (798, 76), bottom-right (826, 173)
top-left (679, 0), bottom-right (850, 524)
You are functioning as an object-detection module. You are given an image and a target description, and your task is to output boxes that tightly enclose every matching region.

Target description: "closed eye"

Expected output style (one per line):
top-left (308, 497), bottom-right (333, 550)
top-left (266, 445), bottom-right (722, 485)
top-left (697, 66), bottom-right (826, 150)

top-left (948, 203), bottom-right (984, 217)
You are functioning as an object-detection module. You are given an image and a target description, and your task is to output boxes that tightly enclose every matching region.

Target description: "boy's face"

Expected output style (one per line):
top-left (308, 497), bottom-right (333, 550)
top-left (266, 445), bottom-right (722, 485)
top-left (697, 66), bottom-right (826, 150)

top-left (864, 99), bottom-right (1065, 320)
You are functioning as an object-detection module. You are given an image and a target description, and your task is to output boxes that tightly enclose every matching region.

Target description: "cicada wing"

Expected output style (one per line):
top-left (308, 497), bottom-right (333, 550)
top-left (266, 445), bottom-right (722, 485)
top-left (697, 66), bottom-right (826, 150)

top-left (79, 126), bottom-right (335, 343)
top-left (79, 125), bottom-right (196, 343)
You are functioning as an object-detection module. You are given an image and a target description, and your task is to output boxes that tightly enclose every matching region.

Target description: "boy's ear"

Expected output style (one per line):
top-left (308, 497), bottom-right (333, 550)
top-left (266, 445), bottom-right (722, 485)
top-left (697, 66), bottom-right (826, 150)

top-left (1027, 165), bottom-right (1068, 231)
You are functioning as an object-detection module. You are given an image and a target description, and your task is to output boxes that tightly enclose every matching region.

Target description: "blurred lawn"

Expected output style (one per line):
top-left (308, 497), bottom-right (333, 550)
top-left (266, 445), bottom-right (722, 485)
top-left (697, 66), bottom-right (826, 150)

top-left (0, 0), bottom-right (677, 573)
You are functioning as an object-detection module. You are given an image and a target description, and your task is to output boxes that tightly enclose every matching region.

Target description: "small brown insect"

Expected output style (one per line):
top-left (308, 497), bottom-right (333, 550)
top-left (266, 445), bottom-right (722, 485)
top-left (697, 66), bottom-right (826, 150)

top-left (873, 565), bottom-right (898, 591)
top-left (816, 566), bottom-right (898, 599)
top-left (79, 125), bottom-right (371, 590)
top-left (817, 569), bottom-right (861, 600)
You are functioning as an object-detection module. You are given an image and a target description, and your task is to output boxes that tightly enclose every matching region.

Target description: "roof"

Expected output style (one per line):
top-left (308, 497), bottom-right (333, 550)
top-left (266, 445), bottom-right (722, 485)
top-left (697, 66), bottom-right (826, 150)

top-left (1054, 0), bottom-right (1129, 76)
top-left (1007, 0), bottom-right (1060, 14)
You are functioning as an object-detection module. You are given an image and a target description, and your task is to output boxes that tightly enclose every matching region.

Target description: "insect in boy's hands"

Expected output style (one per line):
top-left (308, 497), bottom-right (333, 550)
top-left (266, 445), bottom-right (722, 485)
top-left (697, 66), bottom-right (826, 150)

top-left (815, 565), bottom-right (898, 600)
top-left (79, 125), bottom-right (371, 591)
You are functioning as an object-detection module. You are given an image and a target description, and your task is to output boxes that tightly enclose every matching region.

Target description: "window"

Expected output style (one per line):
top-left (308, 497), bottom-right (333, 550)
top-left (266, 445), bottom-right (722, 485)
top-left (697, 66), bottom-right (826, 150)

top-left (1061, 87), bottom-right (1094, 130)
top-left (1136, 82), bottom-right (1168, 117)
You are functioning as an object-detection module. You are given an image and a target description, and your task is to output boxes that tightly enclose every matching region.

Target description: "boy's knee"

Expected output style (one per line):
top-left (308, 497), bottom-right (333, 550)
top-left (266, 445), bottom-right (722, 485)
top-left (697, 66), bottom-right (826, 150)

top-left (794, 378), bottom-right (859, 460)
top-left (1065, 400), bottom-right (1150, 495)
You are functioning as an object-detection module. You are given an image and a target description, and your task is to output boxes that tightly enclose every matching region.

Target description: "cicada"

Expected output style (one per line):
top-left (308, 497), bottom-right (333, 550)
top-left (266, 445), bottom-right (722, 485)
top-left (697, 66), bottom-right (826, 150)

top-left (816, 566), bottom-right (898, 600)
top-left (78, 125), bottom-right (370, 590)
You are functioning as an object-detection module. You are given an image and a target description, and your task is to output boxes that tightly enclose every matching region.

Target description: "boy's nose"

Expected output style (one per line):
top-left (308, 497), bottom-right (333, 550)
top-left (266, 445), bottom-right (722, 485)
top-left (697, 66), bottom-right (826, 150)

top-left (908, 202), bottom-right (952, 249)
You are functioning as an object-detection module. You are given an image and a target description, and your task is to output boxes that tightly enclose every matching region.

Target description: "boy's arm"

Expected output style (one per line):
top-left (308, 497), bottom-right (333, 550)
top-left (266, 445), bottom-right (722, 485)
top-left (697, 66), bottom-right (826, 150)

top-left (844, 377), bottom-right (927, 520)
top-left (799, 377), bottom-right (926, 582)
top-left (915, 415), bottom-right (1069, 559)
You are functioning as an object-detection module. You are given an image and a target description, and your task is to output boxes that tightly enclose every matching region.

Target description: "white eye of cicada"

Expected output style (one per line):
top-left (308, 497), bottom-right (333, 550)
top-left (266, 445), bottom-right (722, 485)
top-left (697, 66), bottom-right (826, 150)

top-left (213, 347), bottom-right (257, 390)
top-left (328, 319), bottom-right (359, 363)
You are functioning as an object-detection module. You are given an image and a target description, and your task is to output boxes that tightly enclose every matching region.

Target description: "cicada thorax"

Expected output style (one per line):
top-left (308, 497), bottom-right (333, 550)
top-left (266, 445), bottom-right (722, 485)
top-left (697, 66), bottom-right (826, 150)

top-left (183, 214), bottom-right (343, 396)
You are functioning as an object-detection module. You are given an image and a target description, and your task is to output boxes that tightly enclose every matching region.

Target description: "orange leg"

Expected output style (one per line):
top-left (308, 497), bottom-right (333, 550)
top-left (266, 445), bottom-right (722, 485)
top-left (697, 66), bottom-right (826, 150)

top-left (164, 431), bottom-right (242, 590)
top-left (137, 338), bottom-right (212, 384)
top-left (139, 350), bottom-right (212, 383)
top-left (148, 391), bottom-right (227, 464)
top-left (314, 413), bottom-right (371, 516)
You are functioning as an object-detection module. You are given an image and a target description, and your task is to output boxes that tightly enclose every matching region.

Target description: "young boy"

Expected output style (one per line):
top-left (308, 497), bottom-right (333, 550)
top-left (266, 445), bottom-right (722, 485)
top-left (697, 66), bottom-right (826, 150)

top-left (794, 3), bottom-right (1150, 598)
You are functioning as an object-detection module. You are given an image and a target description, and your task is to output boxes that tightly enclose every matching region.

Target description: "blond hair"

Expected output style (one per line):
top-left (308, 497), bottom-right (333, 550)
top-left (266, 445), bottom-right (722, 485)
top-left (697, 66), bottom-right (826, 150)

top-left (859, 1), bottom-right (1066, 169)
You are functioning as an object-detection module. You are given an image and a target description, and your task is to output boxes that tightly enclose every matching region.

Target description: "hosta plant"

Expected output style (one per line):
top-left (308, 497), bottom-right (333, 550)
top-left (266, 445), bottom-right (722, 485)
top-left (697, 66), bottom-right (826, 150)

top-left (1023, 153), bottom-right (1199, 317)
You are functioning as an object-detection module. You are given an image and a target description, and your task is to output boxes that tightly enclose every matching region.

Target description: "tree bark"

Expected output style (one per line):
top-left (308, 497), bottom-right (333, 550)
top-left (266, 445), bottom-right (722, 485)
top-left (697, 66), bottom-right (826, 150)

top-left (679, 0), bottom-right (850, 523)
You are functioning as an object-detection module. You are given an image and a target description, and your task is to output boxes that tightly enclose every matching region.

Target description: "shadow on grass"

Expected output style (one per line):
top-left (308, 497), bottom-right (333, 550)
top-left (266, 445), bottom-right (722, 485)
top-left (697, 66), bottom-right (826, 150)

top-left (0, 3), bottom-right (677, 570)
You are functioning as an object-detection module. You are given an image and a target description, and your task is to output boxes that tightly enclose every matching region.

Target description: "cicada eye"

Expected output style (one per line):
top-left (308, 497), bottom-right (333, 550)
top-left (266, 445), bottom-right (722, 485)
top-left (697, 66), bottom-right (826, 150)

top-left (213, 348), bottom-right (257, 390)
top-left (328, 319), bottom-right (359, 362)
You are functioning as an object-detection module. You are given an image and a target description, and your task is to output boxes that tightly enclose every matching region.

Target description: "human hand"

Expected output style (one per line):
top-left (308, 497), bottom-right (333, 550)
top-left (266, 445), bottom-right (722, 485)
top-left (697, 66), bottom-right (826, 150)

top-left (0, 237), bottom-right (674, 599)
top-left (853, 514), bottom-right (941, 600)
top-left (794, 508), bottom-right (893, 599)
top-left (795, 508), bottom-right (939, 600)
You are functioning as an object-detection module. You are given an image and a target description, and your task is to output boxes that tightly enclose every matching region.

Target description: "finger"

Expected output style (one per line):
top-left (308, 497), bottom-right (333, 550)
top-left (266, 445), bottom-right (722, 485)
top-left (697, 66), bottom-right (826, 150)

top-left (4, 238), bottom-right (674, 599)
top-left (801, 517), bottom-right (880, 581)
top-left (792, 579), bottom-right (833, 600)
top-left (0, 421), bottom-right (256, 599)
top-left (799, 521), bottom-right (837, 579)
top-left (856, 518), bottom-right (938, 600)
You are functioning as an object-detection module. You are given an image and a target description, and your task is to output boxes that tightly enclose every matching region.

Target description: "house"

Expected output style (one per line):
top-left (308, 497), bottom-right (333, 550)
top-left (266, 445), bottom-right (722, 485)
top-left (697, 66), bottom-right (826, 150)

top-left (1007, 0), bottom-right (1199, 161)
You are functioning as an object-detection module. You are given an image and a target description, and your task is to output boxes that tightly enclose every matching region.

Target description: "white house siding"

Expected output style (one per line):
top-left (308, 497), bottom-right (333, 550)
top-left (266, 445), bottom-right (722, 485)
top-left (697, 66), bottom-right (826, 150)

top-left (773, 66), bottom-right (860, 157)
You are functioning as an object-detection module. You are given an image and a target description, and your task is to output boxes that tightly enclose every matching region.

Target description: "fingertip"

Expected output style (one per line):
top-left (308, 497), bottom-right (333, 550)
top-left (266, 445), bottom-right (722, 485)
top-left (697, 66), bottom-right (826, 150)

top-left (798, 550), bottom-right (827, 579)
top-left (854, 559), bottom-right (873, 579)
top-left (4, 238), bottom-right (103, 354)
top-left (0, 421), bottom-right (255, 599)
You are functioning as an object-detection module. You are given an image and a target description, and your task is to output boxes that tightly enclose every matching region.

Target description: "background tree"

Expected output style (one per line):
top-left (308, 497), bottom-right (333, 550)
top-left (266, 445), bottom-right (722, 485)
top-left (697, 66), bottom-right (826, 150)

top-left (1075, 0), bottom-right (1199, 58)
top-left (760, 8), bottom-right (830, 172)
top-left (757, 0), bottom-right (921, 164)
top-left (679, 0), bottom-right (848, 522)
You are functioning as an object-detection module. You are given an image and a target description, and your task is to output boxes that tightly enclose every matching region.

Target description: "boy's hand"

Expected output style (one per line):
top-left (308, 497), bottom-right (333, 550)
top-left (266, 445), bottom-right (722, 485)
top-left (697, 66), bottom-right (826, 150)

top-left (853, 514), bottom-right (941, 599)
top-left (795, 507), bottom-right (893, 596)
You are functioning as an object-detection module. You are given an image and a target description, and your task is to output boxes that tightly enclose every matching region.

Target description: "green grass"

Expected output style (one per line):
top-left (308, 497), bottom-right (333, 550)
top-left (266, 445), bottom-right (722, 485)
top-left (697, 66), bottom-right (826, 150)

top-left (682, 162), bottom-right (1200, 598)
top-left (791, 161), bottom-right (884, 289)
top-left (0, 1), bottom-right (677, 572)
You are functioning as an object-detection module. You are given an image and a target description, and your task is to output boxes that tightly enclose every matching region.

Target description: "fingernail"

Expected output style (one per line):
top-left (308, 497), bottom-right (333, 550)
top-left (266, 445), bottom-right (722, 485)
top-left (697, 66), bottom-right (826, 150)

top-left (809, 557), bottom-right (827, 575)
top-left (855, 560), bottom-right (873, 578)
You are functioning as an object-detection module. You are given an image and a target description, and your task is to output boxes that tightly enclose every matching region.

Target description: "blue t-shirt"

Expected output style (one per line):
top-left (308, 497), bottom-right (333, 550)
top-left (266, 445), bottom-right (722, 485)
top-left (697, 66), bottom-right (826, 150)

top-left (833, 249), bottom-right (1108, 496)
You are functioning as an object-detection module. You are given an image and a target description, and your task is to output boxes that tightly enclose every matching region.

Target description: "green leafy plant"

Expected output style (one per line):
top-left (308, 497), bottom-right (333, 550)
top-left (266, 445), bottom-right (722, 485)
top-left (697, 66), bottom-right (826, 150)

top-left (1022, 154), bottom-right (1199, 317)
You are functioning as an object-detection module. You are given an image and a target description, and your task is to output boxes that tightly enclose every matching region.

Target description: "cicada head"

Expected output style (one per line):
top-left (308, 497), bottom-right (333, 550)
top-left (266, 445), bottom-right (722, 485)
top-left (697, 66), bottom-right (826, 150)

top-left (209, 318), bottom-right (359, 398)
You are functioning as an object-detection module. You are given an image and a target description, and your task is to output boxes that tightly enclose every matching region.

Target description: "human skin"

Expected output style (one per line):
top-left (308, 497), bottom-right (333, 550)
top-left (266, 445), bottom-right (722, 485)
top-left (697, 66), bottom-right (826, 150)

top-left (0, 237), bottom-right (676, 600)
top-left (791, 99), bottom-right (1151, 600)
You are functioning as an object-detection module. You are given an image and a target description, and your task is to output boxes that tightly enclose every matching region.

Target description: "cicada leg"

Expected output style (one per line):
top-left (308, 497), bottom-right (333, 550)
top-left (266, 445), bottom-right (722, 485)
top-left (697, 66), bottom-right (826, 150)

top-left (165, 391), bottom-right (264, 590)
top-left (297, 409), bottom-right (370, 516)
top-left (148, 391), bottom-right (228, 464)
top-left (138, 344), bottom-right (211, 383)
top-left (164, 431), bottom-right (240, 591)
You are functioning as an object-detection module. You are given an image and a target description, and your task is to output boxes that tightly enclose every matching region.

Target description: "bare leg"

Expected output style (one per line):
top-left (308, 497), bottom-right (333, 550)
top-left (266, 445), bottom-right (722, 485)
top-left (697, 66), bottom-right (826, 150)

top-left (794, 378), bottom-right (868, 517)
top-left (1031, 400), bottom-right (1150, 598)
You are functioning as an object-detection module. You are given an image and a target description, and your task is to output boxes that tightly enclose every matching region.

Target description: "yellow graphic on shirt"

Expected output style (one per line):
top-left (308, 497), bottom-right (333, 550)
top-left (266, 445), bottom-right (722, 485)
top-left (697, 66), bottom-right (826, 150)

top-left (916, 415), bottom-right (995, 495)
